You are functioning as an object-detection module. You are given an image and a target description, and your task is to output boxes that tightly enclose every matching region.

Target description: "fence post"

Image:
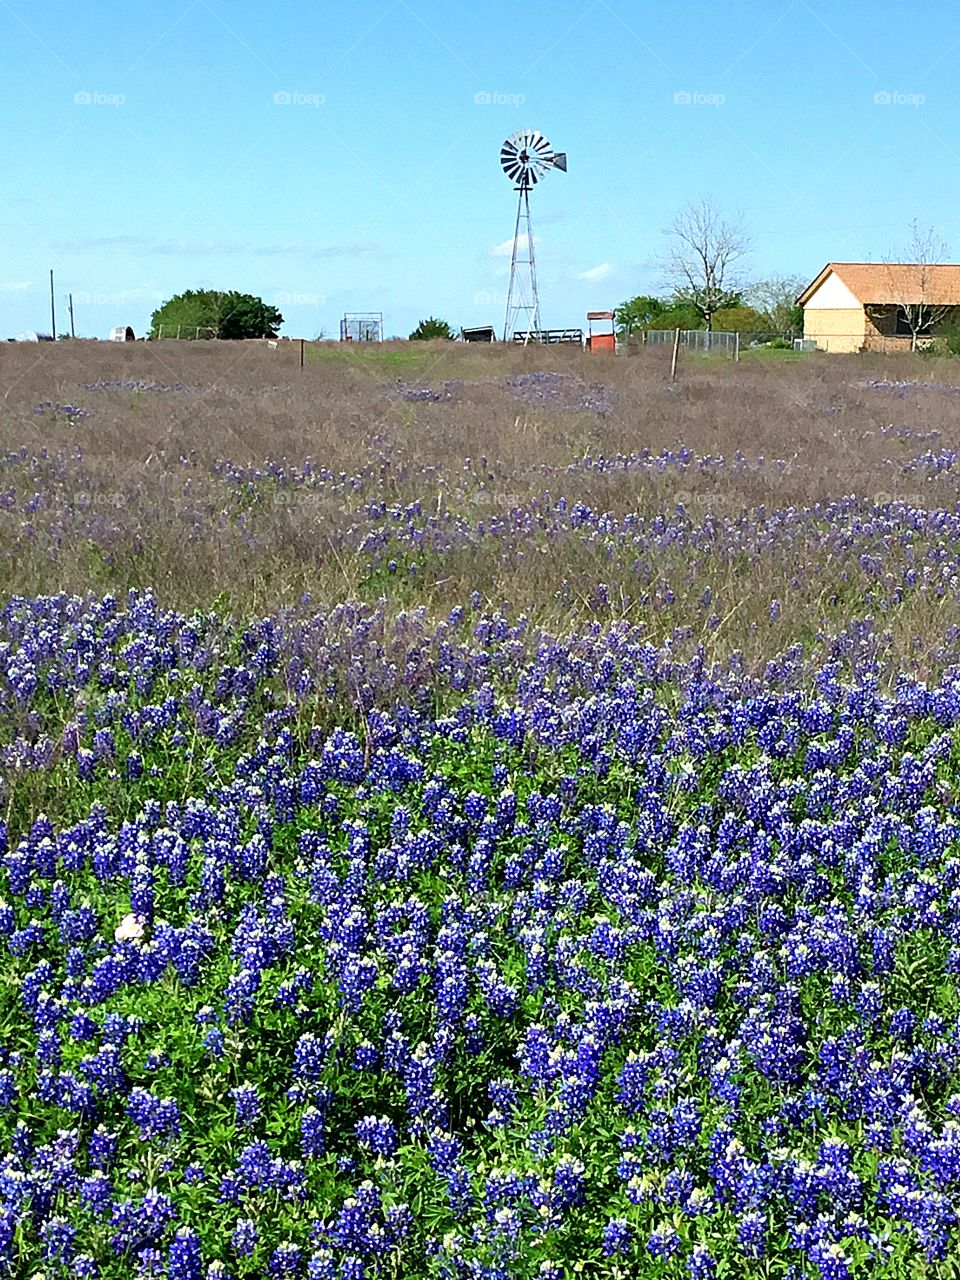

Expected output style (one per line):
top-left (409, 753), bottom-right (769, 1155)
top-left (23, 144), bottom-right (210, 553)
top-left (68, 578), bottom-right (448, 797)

top-left (670, 328), bottom-right (681, 382)
top-left (734, 331), bottom-right (740, 363)
top-left (300, 338), bottom-right (305, 369)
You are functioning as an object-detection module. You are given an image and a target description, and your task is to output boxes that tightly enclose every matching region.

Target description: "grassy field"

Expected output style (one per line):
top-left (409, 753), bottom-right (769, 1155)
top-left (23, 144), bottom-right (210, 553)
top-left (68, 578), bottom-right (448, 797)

top-left (5, 338), bottom-right (960, 1278)
top-left (2, 337), bottom-right (960, 665)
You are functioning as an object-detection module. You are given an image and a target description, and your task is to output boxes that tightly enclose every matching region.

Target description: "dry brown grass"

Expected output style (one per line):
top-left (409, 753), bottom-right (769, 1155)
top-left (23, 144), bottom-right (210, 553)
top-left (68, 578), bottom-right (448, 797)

top-left (2, 336), bottom-right (960, 671)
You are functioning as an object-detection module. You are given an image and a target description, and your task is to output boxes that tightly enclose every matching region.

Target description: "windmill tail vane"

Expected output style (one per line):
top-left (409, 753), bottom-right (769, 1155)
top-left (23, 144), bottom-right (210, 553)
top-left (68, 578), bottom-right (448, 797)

top-left (500, 129), bottom-right (566, 342)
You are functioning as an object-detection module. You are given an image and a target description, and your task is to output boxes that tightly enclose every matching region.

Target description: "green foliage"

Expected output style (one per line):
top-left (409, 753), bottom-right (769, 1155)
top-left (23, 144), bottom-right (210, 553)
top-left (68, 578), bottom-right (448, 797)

top-left (613, 295), bottom-right (666, 336)
top-left (620, 280), bottom-right (804, 338)
top-left (614, 295), bottom-right (704, 335)
top-left (711, 303), bottom-right (766, 333)
top-left (409, 316), bottom-right (454, 341)
top-left (929, 317), bottom-right (960, 356)
top-left (655, 302), bottom-right (705, 331)
top-left (149, 290), bottom-right (283, 340)
top-left (672, 286), bottom-right (742, 331)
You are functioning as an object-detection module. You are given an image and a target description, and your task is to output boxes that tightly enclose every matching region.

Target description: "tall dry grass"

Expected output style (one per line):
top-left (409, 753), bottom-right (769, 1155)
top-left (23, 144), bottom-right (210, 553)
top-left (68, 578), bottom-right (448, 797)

top-left (2, 337), bottom-right (960, 673)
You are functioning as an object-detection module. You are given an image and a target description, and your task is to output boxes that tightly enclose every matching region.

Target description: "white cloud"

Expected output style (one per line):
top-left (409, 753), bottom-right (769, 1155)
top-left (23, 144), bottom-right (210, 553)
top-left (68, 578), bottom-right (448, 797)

top-left (0, 281), bottom-right (33, 292)
top-left (489, 236), bottom-right (536, 257)
top-left (577, 262), bottom-right (612, 282)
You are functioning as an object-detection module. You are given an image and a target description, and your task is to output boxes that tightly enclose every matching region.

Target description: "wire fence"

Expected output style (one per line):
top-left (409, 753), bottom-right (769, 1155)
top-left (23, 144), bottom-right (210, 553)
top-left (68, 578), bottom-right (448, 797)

top-left (635, 330), bottom-right (949, 356)
top-left (645, 329), bottom-right (740, 355)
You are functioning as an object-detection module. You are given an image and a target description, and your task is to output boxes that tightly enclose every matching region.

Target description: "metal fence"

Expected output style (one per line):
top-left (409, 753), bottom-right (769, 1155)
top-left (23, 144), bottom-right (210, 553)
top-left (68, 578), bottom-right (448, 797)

top-left (644, 329), bottom-right (739, 354)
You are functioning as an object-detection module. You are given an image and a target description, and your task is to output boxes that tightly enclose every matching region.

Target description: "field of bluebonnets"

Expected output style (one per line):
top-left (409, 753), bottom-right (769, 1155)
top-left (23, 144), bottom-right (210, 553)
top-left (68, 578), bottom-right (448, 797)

top-left (6, 335), bottom-right (960, 1279)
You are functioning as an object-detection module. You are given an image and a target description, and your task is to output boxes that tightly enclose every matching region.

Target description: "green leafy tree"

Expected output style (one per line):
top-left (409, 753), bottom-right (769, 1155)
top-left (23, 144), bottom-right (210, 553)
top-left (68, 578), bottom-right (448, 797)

top-left (149, 290), bottom-right (283, 340)
top-left (711, 304), bottom-right (767, 333)
top-left (655, 301), bottom-right (707, 331)
top-left (614, 295), bottom-right (667, 337)
top-left (409, 316), bottom-right (453, 341)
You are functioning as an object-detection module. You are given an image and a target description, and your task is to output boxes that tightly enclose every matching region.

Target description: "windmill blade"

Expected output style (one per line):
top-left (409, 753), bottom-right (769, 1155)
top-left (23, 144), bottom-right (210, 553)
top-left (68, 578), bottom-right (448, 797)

top-left (527, 130), bottom-right (552, 157)
top-left (500, 129), bottom-right (564, 187)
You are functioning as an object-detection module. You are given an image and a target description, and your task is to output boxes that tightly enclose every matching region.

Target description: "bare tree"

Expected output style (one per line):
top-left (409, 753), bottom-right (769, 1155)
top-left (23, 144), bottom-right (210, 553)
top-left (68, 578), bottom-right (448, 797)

top-left (747, 275), bottom-right (807, 336)
top-left (870, 220), bottom-right (952, 351)
top-left (661, 198), bottom-right (752, 331)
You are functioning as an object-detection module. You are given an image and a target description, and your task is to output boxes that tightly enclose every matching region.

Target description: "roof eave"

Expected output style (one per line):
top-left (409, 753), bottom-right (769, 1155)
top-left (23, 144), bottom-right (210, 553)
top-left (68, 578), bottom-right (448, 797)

top-left (797, 264), bottom-right (835, 307)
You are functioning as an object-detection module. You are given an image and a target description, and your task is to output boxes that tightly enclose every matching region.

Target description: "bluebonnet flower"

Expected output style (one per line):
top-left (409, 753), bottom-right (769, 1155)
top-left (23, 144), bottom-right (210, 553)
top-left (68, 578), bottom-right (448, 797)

top-left (352, 1040), bottom-right (379, 1071)
top-left (307, 1253), bottom-right (336, 1280)
top-left (109, 1189), bottom-right (176, 1254)
top-left (230, 1082), bottom-right (262, 1128)
top-left (125, 1087), bottom-right (181, 1141)
top-left (647, 1223), bottom-right (680, 1260)
top-left (166, 1227), bottom-right (202, 1280)
top-left (231, 1218), bottom-right (258, 1257)
top-left (687, 1244), bottom-right (717, 1279)
top-left (810, 1241), bottom-right (853, 1280)
top-left (602, 1217), bottom-right (631, 1256)
top-left (738, 1210), bottom-right (767, 1257)
top-left (300, 1093), bottom-right (331, 1157)
top-left (41, 1215), bottom-right (75, 1264)
top-left (355, 1114), bottom-right (399, 1157)
top-left (269, 1243), bottom-right (302, 1276)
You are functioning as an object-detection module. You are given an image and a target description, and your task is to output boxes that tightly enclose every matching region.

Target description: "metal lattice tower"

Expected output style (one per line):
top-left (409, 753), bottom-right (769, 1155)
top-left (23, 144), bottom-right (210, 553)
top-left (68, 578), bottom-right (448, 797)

top-left (500, 129), bottom-right (566, 343)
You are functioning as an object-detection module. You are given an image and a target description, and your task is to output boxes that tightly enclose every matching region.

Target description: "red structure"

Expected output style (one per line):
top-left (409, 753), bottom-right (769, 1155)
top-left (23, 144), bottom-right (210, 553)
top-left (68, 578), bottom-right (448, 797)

top-left (586, 311), bottom-right (616, 352)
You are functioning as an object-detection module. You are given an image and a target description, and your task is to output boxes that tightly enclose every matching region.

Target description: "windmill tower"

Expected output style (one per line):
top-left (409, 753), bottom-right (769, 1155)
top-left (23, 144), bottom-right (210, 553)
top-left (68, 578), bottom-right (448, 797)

top-left (500, 129), bottom-right (566, 343)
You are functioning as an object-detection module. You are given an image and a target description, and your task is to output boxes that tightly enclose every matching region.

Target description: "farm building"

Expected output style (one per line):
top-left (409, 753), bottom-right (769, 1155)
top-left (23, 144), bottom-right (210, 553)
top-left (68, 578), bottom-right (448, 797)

top-left (798, 262), bottom-right (960, 353)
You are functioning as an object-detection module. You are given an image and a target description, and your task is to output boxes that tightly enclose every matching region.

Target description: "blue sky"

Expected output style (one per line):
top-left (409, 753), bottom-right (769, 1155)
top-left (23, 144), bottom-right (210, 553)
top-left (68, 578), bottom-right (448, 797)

top-left (1, 0), bottom-right (959, 339)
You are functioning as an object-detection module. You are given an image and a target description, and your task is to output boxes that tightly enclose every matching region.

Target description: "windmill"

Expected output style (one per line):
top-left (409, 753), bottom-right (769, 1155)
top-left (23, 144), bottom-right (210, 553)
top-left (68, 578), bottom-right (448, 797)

top-left (500, 129), bottom-right (566, 343)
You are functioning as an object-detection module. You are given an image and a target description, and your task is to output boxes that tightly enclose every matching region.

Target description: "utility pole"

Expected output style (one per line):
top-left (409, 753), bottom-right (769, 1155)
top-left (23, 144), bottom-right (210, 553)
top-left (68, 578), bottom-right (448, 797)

top-left (50, 270), bottom-right (56, 340)
top-left (68, 293), bottom-right (76, 339)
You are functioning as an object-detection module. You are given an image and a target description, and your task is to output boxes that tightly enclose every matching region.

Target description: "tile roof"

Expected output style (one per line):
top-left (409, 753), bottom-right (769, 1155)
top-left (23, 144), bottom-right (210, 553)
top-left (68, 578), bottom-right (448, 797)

top-left (799, 262), bottom-right (960, 307)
